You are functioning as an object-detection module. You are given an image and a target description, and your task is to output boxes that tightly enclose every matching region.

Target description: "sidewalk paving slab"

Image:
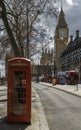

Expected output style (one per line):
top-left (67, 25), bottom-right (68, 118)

top-left (39, 82), bottom-right (81, 98)
top-left (0, 85), bottom-right (49, 130)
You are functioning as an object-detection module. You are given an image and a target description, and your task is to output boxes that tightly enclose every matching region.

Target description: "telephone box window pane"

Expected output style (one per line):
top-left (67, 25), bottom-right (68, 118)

top-left (12, 71), bottom-right (26, 115)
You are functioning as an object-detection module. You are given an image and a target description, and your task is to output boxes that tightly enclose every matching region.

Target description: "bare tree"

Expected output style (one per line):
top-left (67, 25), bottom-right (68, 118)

top-left (0, 0), bottom-right (20, 56)
top-left (0, 0), bottom-right (58, 59)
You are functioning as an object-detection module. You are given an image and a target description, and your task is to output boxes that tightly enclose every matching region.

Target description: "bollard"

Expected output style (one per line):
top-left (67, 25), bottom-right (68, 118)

top-left (74, 83), bottom-right (78, 91)
top-left (76, 83), bottom-right (78, 91)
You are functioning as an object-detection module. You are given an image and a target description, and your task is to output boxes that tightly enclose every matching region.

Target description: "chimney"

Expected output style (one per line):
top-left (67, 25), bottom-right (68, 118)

top-left (70, 35), bottom-right (73, 42)
top-left (76, 30), bottom-right (79, 38)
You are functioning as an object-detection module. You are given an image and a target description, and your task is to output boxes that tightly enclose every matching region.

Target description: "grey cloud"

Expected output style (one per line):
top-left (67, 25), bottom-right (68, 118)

top-left (63, 0), bottom-right (81, 36)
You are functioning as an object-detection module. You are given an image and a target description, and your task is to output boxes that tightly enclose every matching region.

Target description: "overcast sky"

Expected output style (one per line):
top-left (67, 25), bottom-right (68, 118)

top-left (59, 0), bottom-right (81, 38)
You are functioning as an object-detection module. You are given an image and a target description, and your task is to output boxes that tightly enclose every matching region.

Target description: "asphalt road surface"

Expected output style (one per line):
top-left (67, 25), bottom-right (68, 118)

top-left (33, 82), bottom-right (81, 130)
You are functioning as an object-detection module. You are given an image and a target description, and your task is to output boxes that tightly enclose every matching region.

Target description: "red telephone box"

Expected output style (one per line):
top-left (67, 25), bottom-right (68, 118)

top-left (7, 57), bottom-right (31, 123)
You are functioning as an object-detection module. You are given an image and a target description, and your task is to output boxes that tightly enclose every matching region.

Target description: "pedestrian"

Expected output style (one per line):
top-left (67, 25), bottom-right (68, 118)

top-left (53, 77), bottom-right (57, 85)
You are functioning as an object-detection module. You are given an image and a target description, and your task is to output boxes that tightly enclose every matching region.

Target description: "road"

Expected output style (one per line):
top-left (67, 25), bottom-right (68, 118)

top-left (33, 82), bottom-right (81, 130)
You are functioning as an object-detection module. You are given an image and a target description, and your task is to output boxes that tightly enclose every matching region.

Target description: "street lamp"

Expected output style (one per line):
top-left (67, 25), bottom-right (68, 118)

top-left (79, 56), bottom-right (81, 82)
top-left (54, 60), bottom-right (55, 77)
top-left (54, 36), bottom-right (57, 78)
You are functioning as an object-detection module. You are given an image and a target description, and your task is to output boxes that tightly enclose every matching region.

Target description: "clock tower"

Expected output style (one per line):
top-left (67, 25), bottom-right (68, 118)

top-left (54, 5), bottom-right (69, 72)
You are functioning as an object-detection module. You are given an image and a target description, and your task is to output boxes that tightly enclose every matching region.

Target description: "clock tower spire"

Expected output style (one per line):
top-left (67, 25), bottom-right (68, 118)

top-left (54, 2), bottom-right (69, 72)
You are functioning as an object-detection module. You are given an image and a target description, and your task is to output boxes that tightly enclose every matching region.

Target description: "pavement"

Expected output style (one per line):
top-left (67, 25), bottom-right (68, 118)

top-left (0, 84), bottom-right (49, 130)
top-left (39, 82), bottom-right (81, 98)
top-left (0, 82), bottom-right (81, 130)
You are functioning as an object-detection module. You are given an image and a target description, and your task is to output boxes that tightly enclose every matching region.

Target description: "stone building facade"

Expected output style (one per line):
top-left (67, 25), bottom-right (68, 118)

top-left (61, 30), bottom-right (81, 81)
top-left (40, 49), bottom-right (53, 65)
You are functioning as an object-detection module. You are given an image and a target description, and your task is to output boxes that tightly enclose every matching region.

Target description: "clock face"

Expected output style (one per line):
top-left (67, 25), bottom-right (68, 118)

top-left (59, 29), bottom-right (67, 38)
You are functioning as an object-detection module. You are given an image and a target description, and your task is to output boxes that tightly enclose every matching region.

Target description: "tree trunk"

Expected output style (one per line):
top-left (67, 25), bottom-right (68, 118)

top-left (0, 0), bottom-right (20, 57)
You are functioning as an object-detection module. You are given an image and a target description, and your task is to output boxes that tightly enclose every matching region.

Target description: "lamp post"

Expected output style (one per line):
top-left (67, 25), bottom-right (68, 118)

top-left (79, 56), bottom-right (80, 82)
top-left (54, 60), bottom-right (55, 77)
top-left (26, 4), bottom-right (29, 59)
top-left (54, 36), bottom-right (57, 78)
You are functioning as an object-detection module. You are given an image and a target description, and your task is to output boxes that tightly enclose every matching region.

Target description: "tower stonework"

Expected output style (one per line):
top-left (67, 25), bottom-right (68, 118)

top-left (40, 49), bottom-right (53, 65)
top-left (54, 6), bottom-right (69, 72)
